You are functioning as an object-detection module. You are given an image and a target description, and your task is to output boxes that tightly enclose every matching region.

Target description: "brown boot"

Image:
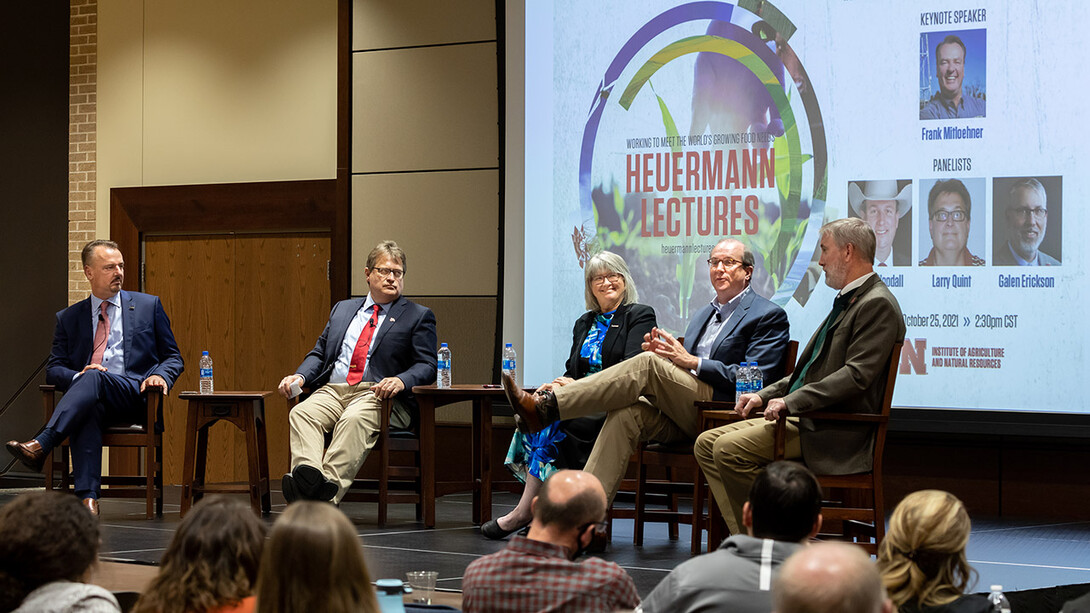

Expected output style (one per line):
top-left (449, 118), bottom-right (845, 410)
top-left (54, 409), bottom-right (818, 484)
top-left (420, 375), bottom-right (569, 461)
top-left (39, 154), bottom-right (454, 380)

top-left (501, 374), bottom-right (557, 433)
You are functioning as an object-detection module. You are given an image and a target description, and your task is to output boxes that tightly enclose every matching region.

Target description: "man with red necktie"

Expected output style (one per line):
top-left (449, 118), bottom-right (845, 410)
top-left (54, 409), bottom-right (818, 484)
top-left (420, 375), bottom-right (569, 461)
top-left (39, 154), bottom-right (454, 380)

top-left (277, 240), bottom-right (437, 503)
top-left (6, 239), bottom-right (184, 516)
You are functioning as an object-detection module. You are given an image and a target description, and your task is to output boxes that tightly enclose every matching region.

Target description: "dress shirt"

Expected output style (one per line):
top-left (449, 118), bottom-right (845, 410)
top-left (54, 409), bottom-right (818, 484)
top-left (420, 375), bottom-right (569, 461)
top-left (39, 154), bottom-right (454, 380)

top-left (838, 272), bottom-right (875, 298)
top-left (329, 295), bottom-right (389, 384)
top-left (920, 94), bottom-right (986, 119)
top-left (695, 287), bottom-right (748, 372)
top-left (87, 293), bottom-right (125, 378)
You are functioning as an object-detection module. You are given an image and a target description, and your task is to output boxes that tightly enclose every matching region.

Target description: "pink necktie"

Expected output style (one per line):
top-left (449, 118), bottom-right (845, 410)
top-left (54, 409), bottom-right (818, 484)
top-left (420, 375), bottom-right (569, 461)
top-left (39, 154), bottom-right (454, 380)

top-left (91, 301), bottom-right (109, 365)
top-left (346, 305), bottom-right (380, 385)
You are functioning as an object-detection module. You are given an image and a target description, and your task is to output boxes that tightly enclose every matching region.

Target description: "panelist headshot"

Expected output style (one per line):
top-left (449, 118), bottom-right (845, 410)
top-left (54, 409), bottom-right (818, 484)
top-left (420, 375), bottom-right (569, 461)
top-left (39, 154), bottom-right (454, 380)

top-left (920, 30), bottom-right (986, 120)
top-left (848, 180), bottom-right (912, 267)
top-left (920, 178), bottom-right (985, 266)
top-left (993, 176), bottom-right (1062, 266)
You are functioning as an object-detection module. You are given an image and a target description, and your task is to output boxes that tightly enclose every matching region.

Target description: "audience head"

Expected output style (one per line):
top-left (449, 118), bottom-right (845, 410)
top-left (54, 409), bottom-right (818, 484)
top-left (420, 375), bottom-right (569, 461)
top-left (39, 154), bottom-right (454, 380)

top-left (583, 251), bottom-right (638, 312)
top-left (133, 496), bottom-right (266, 613)
top-left (255, 501), bottom-right (378, 613)
top-left (877, 490), bottom-right (976, 608)
top-left (745, 461), bottom-right (823, 542)
top-left (0, 491), bottom-right (101, 611)
top-left (774, 542), bottom-right (891, 613)
top-left (531, 470), bottom-right (608, 559)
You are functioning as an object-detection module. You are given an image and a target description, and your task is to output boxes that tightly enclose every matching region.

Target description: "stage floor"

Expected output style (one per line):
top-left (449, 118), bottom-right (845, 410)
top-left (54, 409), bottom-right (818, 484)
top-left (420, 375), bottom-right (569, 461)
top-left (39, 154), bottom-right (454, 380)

top-left (3, 486), bottom-right (1090, 599)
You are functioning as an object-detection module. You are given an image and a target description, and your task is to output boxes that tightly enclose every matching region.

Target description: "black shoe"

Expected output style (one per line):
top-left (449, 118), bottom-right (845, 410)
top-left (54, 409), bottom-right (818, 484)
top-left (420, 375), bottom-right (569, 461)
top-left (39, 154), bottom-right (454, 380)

top-left (282, 473), bottom-right (299, 503)
top-left (481, 517), bottom-right (528, 540)
top-left (292, 464), bottom-right (338, 501)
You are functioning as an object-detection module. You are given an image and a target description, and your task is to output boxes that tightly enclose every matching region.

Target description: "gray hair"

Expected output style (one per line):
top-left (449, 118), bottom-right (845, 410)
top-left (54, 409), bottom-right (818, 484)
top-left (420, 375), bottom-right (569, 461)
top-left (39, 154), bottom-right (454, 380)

top-left (1007, 177), bottom-right (1046, 209)
top-left (821, 218), bottom-right (876, 264)
top-left (583, 251), bottom-right (638, 312)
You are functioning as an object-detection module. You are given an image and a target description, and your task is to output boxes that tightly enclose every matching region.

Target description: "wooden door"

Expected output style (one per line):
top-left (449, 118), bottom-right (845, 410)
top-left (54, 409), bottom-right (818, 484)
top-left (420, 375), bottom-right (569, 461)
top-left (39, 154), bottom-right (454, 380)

top-left (144, 233), bottom-right (330, 485)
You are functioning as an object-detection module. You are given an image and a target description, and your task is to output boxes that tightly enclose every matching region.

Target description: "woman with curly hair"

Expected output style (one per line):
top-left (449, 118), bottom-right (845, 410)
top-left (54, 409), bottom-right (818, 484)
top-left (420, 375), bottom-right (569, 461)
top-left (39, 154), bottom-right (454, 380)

top-left (877, 490), bottom-right (990, 613)
top-left (0, 490), bottom-right (119, 612)
top-left (132, 496), bottom-right (266, 613)
top-left (254, 501), bottom-right (378, 613)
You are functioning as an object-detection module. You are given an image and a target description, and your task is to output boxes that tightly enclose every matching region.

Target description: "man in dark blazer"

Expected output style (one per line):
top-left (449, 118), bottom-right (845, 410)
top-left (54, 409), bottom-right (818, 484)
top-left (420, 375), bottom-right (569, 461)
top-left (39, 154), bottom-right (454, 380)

top-left (699, 217), bottom-right (905, 534)
top-left (504, 238), bottom-right (790, 506)
top-left (277, 240), bottom-right (437, 503)
top-left (6, 240), bottom-right (184, 515)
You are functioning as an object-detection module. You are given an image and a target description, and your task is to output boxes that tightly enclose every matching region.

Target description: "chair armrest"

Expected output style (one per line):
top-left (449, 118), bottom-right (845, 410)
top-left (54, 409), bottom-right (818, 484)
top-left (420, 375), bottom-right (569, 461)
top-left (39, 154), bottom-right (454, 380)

top-left (791, 411), bottom-right (887, 424)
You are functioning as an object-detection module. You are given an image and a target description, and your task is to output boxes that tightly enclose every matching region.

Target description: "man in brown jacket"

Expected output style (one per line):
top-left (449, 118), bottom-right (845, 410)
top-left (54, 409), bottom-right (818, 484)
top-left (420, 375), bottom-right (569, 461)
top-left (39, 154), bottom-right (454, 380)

top-left (695, 217), bottom-right (905, 534)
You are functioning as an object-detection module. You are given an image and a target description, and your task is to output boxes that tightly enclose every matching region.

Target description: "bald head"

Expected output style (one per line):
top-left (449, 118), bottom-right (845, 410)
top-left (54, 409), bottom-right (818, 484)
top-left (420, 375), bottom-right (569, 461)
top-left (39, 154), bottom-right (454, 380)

top-left (534, 470), bottom-right (607, 532)
top-left (774, 543), bottom-right (890, 613)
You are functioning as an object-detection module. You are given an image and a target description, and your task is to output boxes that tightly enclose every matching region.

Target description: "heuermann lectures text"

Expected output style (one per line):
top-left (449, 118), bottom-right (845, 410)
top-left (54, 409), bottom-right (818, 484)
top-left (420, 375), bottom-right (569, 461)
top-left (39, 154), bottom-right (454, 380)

top-left (628, 148), bottom-right (774, 238)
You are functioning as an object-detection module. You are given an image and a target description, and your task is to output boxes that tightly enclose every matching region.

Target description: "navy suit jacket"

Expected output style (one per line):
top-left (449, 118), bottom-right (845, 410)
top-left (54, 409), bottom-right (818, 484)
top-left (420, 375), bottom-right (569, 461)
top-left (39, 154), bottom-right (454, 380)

top-left (46, 290), bottom-right (184, 392)
top-left (563, 303), bottom-right (656, 378)
top-left (295, 295), bottom-right (438, 407)
top-left (682, 289), bottom-right (790, 401)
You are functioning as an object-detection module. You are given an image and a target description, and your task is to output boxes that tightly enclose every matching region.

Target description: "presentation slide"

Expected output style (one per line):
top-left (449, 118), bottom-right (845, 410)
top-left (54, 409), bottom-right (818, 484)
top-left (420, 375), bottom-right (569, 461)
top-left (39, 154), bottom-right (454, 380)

top-left (521, 0), bottom-right (1088, 412)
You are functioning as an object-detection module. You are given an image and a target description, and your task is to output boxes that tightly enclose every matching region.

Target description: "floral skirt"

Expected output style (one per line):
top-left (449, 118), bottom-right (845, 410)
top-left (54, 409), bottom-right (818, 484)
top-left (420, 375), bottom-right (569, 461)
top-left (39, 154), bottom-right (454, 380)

top-left (504, 414), bottom-right (606, 483)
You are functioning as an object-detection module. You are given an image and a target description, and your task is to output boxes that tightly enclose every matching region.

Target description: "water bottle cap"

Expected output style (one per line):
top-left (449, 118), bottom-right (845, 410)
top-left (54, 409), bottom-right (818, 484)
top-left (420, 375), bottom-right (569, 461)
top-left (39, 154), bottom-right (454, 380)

top-left (440, 342), bottom-right (448, 347)
top-left (202, 351), bottom-right (209, 355)
top-left (749, 361), bottom-right (758, 367)
top-left (505, 343), bottom-right (512, 348)
top-left (375, 578), bottom-right (404, 594)
top-left (990, 585), bottom-right (1003, 592)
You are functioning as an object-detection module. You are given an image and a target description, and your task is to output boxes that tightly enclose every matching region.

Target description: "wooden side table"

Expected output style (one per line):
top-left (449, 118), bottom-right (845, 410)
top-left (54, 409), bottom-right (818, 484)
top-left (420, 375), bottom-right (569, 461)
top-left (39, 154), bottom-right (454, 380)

top-left (178, 391), bottom-right (272, 517)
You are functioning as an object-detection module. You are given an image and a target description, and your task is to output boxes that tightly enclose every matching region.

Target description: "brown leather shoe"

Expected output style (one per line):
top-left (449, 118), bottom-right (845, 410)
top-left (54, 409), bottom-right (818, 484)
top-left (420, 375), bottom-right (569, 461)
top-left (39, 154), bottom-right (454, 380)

top-left (6, 439), bottom-right (46, 473)
top-left (81, 498), bottom-right (99, 516)
top-left (501, 374), bottom-right (557, 434)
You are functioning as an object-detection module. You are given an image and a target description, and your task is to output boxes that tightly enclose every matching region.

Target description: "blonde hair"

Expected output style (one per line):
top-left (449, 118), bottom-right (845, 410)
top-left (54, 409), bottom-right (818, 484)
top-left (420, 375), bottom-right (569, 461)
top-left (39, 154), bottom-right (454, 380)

top-left (255, 502), bottom-right (378, 613)
top-left (877, 490), bottom-right (976, 608)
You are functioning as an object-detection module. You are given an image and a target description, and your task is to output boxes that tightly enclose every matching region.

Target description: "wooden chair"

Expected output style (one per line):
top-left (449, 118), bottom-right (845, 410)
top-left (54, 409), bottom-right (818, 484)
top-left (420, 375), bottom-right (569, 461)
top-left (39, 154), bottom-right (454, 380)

top-left (41, 384), bottom-right (165, 519)
top-left (632, 340), bottom-right (799, 554)
top-left (770, 342), bottom-right (903, 554)
top-left (692, 340), bottom-right (800, 550)
top-left (287, 392), bottom-right (423, 527)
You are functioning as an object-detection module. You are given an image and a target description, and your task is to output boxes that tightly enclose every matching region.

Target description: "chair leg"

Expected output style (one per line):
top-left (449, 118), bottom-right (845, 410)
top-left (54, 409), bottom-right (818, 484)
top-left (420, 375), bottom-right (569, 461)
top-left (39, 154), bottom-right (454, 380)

top-left (634, 448), bottom-right (647, 546)
top-left (667, 466), bottom-right (679, 541)
top-left (691, 469), bottom-right (705, 555)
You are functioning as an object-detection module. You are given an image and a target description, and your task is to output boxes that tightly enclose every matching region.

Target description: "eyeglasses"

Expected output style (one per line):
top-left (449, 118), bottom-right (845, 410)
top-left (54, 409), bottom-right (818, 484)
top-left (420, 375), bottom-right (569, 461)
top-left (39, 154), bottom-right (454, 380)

top-left (930, 210), bottom-right (968, 222)
top-left (371, 267), bottom-right (404, 279)
top-left (591, 273), bottom-right (623, 286)
top-left (1009, 207), bottom-right (1048, 221)
top-left (577, 520), bottom-right (609, 533)
top-left (708, 257), bottom-right (744, 269)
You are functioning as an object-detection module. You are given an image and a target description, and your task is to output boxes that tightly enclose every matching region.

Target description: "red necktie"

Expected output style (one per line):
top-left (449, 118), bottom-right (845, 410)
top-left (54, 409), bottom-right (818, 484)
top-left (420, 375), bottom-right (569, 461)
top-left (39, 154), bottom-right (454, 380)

top-left (346, 305), bottom-right (379, 385)
top-left (91, 301), bottom-right (110, 365)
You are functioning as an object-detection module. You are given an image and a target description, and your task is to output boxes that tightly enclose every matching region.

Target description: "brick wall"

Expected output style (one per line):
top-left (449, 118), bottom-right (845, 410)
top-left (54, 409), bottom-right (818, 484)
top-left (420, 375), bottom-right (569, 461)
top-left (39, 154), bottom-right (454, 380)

top-left (69, 0), bottom-right (97, 303)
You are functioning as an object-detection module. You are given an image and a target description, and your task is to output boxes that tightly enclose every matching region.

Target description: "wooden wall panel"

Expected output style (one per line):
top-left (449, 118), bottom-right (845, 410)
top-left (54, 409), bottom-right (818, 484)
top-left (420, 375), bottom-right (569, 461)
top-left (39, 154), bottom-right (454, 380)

top-left (352, 0), bottom-right (495, 51)
top-left (235, 234), bottom-right (331, 478)
top-left (351, 43), bottom-right (498, 173)
top-left (351, 171), bottom-right (498, 296)
top-left (144, 236), bottom-right (237, 485)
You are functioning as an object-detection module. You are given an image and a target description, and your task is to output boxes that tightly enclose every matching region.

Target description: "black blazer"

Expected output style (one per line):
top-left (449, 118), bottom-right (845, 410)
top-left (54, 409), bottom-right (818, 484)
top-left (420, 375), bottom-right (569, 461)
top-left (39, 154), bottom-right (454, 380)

top-left (563, 303), bottom-right (656, 378)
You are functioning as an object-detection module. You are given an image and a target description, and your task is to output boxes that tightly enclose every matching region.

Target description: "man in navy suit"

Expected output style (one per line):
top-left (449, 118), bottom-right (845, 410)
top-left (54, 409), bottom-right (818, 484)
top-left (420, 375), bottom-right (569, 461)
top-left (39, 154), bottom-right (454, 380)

top-left (277, 240), bottom-right (437, 503)
top-left (6, 240), bottom-right (184, 515)
top-left (504, 238), bottom-right (790, 506)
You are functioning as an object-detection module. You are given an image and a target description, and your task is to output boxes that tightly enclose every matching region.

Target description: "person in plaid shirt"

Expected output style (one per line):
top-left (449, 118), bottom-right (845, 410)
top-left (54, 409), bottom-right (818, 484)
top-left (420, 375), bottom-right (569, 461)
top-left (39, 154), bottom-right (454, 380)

top-left (461, 470), bottom-right (639, 612)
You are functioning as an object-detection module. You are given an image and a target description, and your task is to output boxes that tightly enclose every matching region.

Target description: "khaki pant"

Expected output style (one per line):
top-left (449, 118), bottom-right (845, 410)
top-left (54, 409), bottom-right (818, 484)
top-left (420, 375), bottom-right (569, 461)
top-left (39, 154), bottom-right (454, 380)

top-left (288, 381), bottom-right (411, 503)
top-left (693, 417), bottom-right (802, 534)
top-left (552, 352), bottom-right (714, 504)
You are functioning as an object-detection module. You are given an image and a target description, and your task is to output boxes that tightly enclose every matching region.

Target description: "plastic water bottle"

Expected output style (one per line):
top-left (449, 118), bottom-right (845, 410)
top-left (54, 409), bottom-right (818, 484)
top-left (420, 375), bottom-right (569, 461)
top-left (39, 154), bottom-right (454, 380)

top-left (374, 579), bottom-right (407, 613)
top-left (502, 343), bottom-right (518, 383)
top-left (989, 585), bottom-right (1011, 613)
top-left (748, 361), bottom-right (763, 394)
top-left (735, 362), bottom-right (749, 402)
top-left (199, 351), bottom-right (214, 394)
top-left (437, 343), bottom-right (452, 389)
